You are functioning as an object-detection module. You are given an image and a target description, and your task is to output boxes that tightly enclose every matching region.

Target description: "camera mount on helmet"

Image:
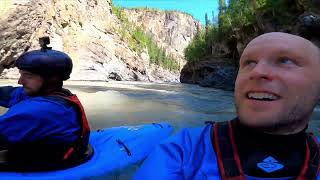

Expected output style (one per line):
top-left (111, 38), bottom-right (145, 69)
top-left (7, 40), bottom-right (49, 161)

top-left (15, 36), bottom-right (73, 80)
top-left (39, 37), bottom-right (52, 51)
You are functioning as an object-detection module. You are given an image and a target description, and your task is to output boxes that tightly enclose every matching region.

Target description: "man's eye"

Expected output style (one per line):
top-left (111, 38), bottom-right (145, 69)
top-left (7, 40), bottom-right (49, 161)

top-left (243, 60), bottom-right (257, 66)
top-left (279, 58), bottom-right (295, 65)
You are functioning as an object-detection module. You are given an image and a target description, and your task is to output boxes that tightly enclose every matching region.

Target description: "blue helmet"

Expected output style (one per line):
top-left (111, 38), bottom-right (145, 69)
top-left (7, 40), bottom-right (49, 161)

top-left (15, 37), bottom-right (73, 80)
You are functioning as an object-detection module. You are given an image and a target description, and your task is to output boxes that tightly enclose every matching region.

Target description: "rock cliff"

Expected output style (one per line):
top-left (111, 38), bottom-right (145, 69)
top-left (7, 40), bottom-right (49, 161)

top-left (0, 0), bottom-right (199, 82)
top-left (123, 9), bottom-right (201, 69)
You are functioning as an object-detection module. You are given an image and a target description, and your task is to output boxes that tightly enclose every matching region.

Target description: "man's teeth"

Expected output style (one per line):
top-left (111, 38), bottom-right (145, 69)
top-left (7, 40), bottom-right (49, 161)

top-left (247, 92), bottom-right (279, 100)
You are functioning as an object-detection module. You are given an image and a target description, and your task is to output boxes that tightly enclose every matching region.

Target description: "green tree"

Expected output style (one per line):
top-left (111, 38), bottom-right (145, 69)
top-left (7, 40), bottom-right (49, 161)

top-left (185, 0), bottom-right (307, 64)
top-left (218, 0), bottom-right (227, 28)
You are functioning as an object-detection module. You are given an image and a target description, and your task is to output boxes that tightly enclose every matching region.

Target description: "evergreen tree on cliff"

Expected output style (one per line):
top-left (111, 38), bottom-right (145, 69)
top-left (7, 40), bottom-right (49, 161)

top-left (218, 0), bottom-right (226, 28)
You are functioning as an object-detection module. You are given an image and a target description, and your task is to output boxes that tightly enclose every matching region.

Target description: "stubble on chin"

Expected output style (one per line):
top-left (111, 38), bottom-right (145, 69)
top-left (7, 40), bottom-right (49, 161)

top-left (235, 103), bottom-right (304, 134)
top-left (255, 104), bottom-right (308, 134)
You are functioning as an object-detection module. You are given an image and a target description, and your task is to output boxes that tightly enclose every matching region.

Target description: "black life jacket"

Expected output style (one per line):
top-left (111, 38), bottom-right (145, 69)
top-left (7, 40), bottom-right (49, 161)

top-left (212, 121), bottom-right (320, 180)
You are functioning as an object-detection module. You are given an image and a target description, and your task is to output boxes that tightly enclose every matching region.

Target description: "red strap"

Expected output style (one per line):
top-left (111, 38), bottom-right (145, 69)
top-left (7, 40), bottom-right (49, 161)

top-left (50, 94), bottom-right (90, 137)
top-left (213, 123), bottom-right (227, 179)
top-left (295, 141), bottom-right (310, 180)
top-left (48, 93), bottom-right (90, 161)
top-left (63, 147), bottom-right (75, 160)
top-left (68, 95), bottom-right (90, 136)
top-left (213, 122), bottom-right (246, 180)
top-left (296, 134), bottom-right (320, 180)
top-left (228, 121), bottom-right (246, 179)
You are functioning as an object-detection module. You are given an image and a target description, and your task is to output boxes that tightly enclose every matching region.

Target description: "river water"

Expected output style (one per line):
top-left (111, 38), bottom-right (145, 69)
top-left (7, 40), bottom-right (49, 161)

top-left (0, 80), bottom-right (237, 131)
top-left (0, 80), bottom-right (319, 179)
top-left (1, 80), bottom-right (318, 134)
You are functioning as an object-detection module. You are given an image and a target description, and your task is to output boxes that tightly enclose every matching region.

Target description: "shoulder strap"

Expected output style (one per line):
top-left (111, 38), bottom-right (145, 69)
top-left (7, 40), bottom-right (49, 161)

top-left (296, 133), bottom-right (320, 180)
top-left (213, 121), bottom-right (246, 180)
top-left (44, 92), bottom-right (90, 161)
top-left (63, 95), bottom-right (90, 139)
top-left (45, 91), bottom-right (90, 138)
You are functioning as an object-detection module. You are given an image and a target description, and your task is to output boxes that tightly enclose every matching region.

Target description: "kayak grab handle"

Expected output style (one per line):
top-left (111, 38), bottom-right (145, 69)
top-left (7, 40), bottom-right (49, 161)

top-left (152, 123), bottom-right (163, 128)
top-left (116, 139), bottom-right (132, 156)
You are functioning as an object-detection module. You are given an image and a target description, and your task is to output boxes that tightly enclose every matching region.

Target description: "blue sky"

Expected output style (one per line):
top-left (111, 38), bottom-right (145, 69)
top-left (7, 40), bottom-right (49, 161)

top-left (113, 0), bottom-right (219, 25)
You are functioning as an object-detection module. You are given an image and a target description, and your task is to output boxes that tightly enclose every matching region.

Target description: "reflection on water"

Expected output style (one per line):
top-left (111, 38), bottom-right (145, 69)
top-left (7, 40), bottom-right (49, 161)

top-left (0, 80), bottom-right (319, 135)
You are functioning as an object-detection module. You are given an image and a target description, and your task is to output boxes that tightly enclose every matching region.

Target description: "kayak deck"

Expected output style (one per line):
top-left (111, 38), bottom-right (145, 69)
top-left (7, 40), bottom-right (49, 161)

top-left (0, 122), bottom-right (173, 179)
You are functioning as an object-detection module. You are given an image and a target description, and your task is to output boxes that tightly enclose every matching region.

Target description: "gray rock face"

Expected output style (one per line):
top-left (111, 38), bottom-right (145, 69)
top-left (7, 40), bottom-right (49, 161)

top-left (180, 58), bottom-right (238, 91)
top-left (123, 9), bottom-right (201, 69)
top-left (0, 0), bottom-right (197, 82)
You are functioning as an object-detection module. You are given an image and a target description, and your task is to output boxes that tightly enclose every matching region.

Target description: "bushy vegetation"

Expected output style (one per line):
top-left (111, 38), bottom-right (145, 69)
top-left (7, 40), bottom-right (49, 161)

top-left (220, 0), bottom-right (255, 31)
top-left (111, 4), bottom-right (179, 71)
top-left (184, 0), bottom-right (316, 63)
top-left (184, 25), bottom-right (219, 62)
top-left (129, 7), bottom-right (194, 18)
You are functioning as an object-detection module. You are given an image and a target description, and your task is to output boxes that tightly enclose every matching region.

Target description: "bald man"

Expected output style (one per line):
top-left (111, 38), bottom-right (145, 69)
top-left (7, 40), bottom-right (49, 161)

top-left (134, 32), bottom-right (320, 180)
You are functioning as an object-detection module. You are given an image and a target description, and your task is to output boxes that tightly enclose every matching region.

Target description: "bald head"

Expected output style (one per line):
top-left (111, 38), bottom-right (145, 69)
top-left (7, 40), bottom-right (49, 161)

top-left (244, 32), bottom-right (320, 64)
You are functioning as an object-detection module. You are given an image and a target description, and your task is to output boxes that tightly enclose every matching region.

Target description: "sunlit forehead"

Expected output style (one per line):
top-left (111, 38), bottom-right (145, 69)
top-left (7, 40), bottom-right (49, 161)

top-left (242, 32), bottom-right (320, 64)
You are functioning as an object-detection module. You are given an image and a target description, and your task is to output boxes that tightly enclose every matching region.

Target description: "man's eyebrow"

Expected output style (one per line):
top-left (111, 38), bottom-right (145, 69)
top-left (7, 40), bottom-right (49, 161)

top-left (276, 49), bottom-right (298, 55)
top-left (277, 48), bottom-right (308, 60)
top-left (240, 49), bottom-right (254, 59)
top-left (243, 47), bottom-right (305, 60)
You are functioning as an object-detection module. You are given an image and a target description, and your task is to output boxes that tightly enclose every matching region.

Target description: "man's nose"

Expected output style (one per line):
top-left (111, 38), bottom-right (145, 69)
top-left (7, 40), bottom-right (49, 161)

top-left (249, 61), bottom-right (274, 81)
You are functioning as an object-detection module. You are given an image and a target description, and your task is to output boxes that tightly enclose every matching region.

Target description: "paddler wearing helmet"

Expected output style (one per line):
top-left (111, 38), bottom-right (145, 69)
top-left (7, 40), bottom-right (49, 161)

top-left (0, 37), bottom-right (91, 171)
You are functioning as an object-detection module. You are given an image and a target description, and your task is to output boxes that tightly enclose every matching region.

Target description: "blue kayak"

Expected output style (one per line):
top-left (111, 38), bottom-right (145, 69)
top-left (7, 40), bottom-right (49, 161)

top-left (0, 122), bottom-right (173, 179)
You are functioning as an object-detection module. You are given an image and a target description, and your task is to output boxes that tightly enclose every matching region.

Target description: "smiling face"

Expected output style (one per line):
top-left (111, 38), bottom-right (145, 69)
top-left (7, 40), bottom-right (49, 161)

top-left (235, 32), bottom-right (320, 134)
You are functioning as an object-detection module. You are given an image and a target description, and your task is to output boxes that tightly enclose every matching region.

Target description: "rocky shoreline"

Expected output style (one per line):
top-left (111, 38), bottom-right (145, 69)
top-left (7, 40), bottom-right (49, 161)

top-left (180, 58), bottom-right (238, 91)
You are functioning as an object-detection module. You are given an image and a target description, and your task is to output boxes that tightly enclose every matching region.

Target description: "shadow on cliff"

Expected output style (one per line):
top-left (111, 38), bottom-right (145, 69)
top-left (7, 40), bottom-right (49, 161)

top-left (180, 57), bottom-right (238, 91)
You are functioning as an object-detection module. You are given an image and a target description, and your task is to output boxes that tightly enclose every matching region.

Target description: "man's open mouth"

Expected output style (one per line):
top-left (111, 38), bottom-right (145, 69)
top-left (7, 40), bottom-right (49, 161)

top-left (247, 92), bottom-right (280, 101)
